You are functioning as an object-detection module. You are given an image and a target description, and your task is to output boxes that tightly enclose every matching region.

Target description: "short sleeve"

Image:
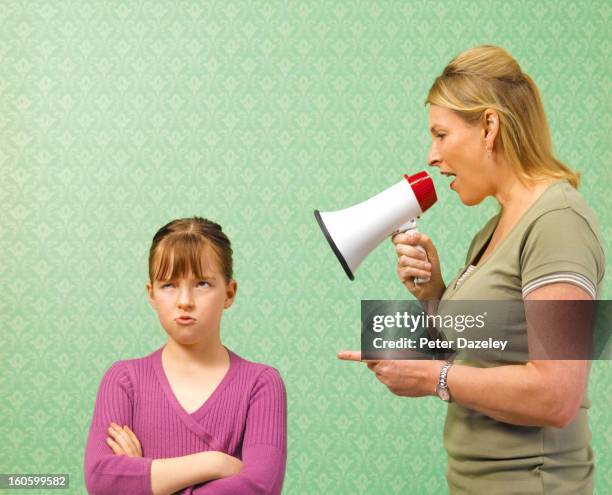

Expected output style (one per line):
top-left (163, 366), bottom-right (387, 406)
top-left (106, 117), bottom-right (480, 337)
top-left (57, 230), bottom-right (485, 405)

top-left (520, 209), bottom-right (605, 299)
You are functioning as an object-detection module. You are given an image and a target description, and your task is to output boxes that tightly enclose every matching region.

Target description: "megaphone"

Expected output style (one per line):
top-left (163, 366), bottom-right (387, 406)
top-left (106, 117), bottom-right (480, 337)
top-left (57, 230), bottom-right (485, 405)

top-left (314, 171), bottom-right (437, 280)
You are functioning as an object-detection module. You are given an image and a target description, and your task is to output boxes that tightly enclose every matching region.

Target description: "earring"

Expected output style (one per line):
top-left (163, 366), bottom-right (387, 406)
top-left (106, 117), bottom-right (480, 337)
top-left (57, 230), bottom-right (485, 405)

top-left (486, 147), bottom-right (492, 157)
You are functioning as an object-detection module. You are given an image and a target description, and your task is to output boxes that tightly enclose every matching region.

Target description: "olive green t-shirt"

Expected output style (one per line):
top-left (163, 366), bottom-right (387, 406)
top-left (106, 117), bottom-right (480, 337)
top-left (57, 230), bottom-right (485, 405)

top-left (440, 180), bottom-right (605, 495)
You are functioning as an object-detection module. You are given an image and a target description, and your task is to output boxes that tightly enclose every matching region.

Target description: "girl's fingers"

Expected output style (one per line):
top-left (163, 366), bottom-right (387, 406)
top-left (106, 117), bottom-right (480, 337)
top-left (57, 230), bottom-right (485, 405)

top-left (124, 426), bottom-right (139, 445)
top-left (106, 436), bottom-right (125, 455)
top-left (108, 423), bottom-right (143, 457)
top-left (123, 426), bottom-right (143, 456)
top-left (108, 424), bottom-right (136, 456)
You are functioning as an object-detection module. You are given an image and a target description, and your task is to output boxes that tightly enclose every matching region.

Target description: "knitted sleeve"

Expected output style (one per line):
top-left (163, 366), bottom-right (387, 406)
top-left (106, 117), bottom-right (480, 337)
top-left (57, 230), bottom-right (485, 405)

top-left (83, 361), bottom-right (153, 495)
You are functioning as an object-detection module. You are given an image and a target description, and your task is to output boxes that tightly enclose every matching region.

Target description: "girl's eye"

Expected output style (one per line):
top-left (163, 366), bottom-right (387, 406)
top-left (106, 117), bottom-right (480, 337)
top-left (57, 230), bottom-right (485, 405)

top-left (160, 282), bottom-right (174, 289)
top-left (436, 134), bottom-right (445, 140)
top-left (197, 281), bottom-right (210, 288)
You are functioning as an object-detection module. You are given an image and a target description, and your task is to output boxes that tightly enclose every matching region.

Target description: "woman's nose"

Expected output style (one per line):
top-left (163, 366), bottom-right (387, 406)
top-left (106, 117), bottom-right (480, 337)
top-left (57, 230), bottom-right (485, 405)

top-left (427, 144), bottom-right (440, 167)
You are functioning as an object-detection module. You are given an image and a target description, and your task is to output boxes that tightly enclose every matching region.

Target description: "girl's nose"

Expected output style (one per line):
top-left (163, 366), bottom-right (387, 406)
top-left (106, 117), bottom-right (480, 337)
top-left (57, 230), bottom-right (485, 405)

top-left (177, 289), bottom-right (195, 309)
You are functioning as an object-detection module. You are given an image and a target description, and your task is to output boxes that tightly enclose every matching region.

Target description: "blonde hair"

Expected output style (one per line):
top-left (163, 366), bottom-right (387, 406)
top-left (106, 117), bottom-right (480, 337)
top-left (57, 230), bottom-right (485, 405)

top-left (149, 217), bottom-right (233, 284)
top-left (426, 45), bottom-right (580, 188)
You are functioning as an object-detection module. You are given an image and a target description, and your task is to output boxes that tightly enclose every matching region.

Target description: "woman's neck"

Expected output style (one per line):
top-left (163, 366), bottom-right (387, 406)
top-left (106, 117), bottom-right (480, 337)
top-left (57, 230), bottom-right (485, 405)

top-left (493, 171), bottom-right (557, 225)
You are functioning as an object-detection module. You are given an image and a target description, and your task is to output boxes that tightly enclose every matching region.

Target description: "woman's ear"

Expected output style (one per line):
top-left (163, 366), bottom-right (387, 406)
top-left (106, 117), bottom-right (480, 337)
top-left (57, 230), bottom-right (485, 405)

top-left (482, 109), bottom-right (499, 149)
top-left (146, 281), bottom-right (157, 310)
top-left (224, 280), bottom-right (238, 309)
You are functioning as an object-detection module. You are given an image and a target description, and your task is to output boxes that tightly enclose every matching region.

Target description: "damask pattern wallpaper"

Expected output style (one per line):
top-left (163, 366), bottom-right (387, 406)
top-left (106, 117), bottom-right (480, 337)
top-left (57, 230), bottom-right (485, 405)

top-left (2, 1), bottom-right (610, 493)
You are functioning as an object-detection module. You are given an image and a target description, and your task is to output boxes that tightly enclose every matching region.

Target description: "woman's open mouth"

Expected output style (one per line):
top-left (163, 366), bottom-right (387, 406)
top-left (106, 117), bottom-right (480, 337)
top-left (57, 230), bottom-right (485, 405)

top-left (441, 171), bottom-right (456, 189)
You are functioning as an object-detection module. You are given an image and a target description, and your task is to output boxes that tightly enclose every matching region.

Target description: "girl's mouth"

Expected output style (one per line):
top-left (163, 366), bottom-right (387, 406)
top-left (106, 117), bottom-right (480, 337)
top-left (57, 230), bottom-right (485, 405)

top-left (176, 316), bottom-right (196, 325)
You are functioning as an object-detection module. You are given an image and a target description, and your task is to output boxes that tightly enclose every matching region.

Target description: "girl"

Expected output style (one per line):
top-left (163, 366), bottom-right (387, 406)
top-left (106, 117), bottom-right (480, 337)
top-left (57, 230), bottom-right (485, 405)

top-left (84, 217), bottom-right (287, 495)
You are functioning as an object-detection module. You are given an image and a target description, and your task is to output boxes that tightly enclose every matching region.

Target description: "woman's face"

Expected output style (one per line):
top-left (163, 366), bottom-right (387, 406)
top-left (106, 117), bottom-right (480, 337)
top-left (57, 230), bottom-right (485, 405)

top-left (146, 258), bottom-right (237, 347)
top-left (427, 105), bottom-right (495, 205)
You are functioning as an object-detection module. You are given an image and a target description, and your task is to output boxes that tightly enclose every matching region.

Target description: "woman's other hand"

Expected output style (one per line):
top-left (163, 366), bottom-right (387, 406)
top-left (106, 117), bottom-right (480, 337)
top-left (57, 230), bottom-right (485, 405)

top-left (106, 422), bottom-right (142, 457)
top-left (337, 351), bottom-right (443, 398)
top-left (392, 231), bottom-right (445, 300)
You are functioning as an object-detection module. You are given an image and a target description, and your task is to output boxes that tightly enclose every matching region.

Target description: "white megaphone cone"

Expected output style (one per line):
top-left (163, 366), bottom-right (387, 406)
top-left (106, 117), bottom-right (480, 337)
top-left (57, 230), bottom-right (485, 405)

top-left (314, 171), bottom-right (437, 280)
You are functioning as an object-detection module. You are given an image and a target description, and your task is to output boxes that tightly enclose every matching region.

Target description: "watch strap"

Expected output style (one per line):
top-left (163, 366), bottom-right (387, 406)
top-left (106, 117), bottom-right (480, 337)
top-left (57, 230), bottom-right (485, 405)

top-left (437, 361), bottom-right (453, 402)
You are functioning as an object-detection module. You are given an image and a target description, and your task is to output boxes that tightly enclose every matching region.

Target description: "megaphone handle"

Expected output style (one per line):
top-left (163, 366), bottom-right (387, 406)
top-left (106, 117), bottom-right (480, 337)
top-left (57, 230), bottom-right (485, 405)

top-left (397, 220), bottom-right (430, 284)
top-left (412, 243), bottom-right (430, 284)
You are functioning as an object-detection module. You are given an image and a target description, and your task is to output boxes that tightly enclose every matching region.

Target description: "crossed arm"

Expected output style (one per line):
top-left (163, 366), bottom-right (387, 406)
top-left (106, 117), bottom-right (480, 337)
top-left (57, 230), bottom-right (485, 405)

top-left (84, 365), bottom-right (286, 495)
top-left (104, 423), bottom-right (241, 495)
top-left (103, 422), bottom-right (286, 495)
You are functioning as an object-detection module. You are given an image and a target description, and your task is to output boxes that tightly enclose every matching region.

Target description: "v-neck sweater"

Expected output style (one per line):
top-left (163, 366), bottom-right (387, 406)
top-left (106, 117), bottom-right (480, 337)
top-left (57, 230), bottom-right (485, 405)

top-left (84, 345), bottom-right (287, 494)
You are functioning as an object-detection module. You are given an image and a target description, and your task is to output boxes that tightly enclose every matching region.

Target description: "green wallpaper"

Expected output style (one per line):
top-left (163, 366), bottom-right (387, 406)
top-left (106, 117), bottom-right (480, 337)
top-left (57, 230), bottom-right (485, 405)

top-left (2, 1), bottom-right (610, 493)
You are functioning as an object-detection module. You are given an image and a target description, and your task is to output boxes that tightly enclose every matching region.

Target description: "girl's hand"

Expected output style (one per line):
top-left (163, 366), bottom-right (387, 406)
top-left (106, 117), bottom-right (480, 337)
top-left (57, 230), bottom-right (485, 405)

top-left (392, 231), bottom-right (445, 301)
top-left (212, 452), bottom-right (243, 478)
top-left (106, 422), bottom-right (143, 457)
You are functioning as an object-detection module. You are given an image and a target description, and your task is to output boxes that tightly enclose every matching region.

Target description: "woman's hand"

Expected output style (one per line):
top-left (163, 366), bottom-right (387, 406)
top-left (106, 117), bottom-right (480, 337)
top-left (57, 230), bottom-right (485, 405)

top-left (392, 231), bottom-right (445, 300)
top-left (337, 351), bottom-right (444, 397)
top-left (106, 422), bottom-right (142, 457)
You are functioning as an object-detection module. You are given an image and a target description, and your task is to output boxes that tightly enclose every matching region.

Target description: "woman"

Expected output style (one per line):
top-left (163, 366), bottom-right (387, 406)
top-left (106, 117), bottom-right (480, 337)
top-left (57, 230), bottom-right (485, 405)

top-left (84, 217), bottom-right (287, 495)
top-left (338, 45), bottom-right (604, 494)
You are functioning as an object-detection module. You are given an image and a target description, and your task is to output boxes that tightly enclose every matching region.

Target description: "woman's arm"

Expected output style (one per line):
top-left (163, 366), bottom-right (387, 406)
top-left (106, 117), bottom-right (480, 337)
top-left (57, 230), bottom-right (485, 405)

top-left (446, 282), bottom-right (590, 428)
top-left (338, 282), bottom-right (591, 428)
top-left (444, 360), bottom-right (587, 428)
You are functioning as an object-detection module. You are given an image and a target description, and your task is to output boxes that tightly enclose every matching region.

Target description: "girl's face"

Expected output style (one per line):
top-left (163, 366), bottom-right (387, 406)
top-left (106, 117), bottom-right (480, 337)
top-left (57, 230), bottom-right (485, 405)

top-left (146, 258), bottom-right (237, 347)
top-left (427, 105), bottom-right (497, 206)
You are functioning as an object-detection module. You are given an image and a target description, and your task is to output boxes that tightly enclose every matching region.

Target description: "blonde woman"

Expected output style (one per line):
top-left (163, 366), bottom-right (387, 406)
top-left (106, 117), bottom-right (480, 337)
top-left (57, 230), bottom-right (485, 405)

top-left (339, 45), bottom-right (604, 494)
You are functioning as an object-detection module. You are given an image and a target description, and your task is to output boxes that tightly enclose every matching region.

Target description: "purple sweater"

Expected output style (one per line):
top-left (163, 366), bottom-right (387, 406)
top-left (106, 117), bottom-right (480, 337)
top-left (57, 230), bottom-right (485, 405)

top-left (83, 346), bottom-right (287, 494)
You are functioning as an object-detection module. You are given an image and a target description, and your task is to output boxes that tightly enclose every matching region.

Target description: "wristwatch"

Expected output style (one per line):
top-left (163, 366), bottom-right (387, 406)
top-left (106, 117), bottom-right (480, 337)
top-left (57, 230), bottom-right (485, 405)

top-left (436, 361), bottom-right (453, 402)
